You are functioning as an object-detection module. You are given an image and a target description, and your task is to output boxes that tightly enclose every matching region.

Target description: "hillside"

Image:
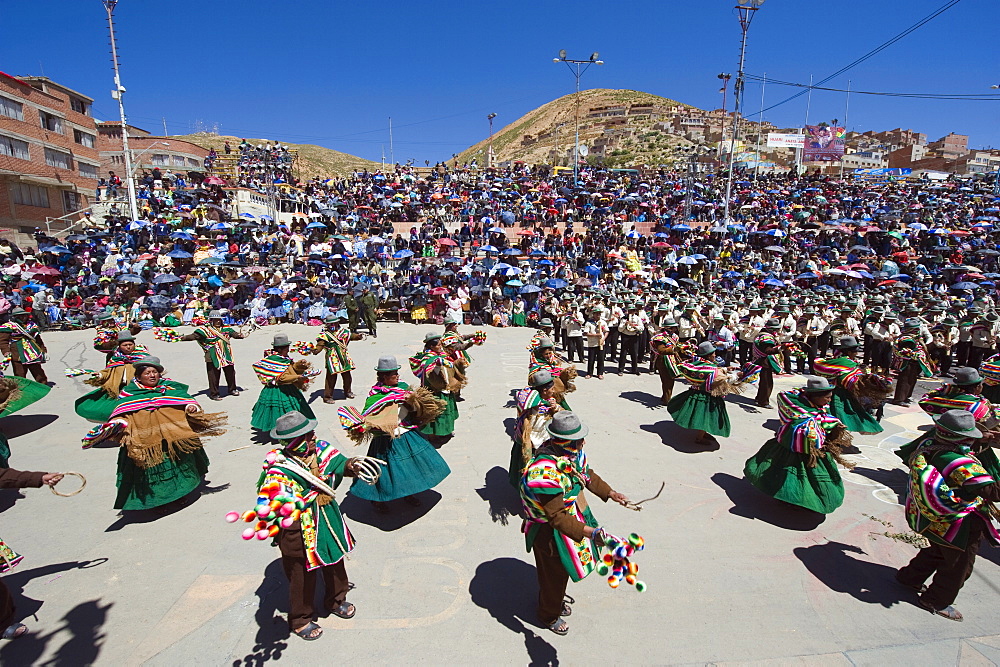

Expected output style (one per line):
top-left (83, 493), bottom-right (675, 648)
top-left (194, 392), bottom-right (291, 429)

top-left (459, 89), bottom-right (702, 167)
top-left (175, 133), bottom-right (382, 178)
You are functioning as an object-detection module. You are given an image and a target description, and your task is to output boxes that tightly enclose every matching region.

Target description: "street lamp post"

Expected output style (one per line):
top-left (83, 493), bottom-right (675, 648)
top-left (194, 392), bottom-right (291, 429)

top-left (487, 113), bottom-right (497, 169)
top-left (992, 85), bottom-right (1000, 195)
top-left (553, 50), bottom-right (604, 185)
top-left (129, 141), bottom-right (170, 179)
top-left (717, 73), bottom-right (731, 161)
top-left (722, 0), bottom-right (765, 223)
top-left (680, 146), bottom-right (706, 220)
top-left (103, 0), bottom-right (139, 222)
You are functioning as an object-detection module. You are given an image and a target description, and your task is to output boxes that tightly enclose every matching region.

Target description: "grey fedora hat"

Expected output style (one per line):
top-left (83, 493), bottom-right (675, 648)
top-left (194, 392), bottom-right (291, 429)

top-left (536, 336), bottom-right (554, 349)
top-left (835, 336), bottom-right (860, 350)
top-left (272, 333), bottom-right (291, 348)
top-left (270, 410), bottom-right (318, 441)
top-left (802, 376), bottom-right (835, 393)
top-left (424, 331), bottom-right (443, 344)
top-left (538, 318), bottom-right (553, 327)
top-left (132, 355), bottom-right (164, 372)
top-left (935, 409), bottom-right (983, 439)
top-left (374, 354), bottom-right (401, 372)
top-left (952, 367), bottom-right (983, 386)
top-left (208, 309), bottom-right (223, 320)
top-left (529, 369), bottom-right (554, 388)
top-left (547, 411), bottom-right (589, 440)
top-left (115, 332), bottom-right (135, 342)
top-left (695, 341), bottom-right (717, 357)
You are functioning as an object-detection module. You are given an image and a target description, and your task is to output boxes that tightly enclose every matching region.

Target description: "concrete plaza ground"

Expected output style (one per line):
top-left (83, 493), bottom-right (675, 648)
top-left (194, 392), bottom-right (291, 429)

top-left (1, 322), bottom-right (1000, 665)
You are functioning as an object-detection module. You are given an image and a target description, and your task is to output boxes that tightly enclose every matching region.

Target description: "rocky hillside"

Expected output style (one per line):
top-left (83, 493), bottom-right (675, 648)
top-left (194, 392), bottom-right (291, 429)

top-left (175, 133), bottom-right (382, 178)
top-left (459, 89), bottom-right (703, 168)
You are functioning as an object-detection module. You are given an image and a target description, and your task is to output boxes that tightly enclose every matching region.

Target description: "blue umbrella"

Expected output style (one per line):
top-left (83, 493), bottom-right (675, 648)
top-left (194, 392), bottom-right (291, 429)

top-left (502, 267), bottom-right (522, 276)
top-left (763, 278), bottom-right (785, 287)
top-left (198, 257), bottom-right (224, 265)
top-left (625, 230), bottom-right (642, 239)
top-left (677, 257), bottom-right (699, 265)
top-left (654, 232), bottom-right (670, 238)
top-left (583, 265), bottom-right (601, 276)
top-left (266, 287), bottom-right (283, 295)
top-left (951, 282), bottom-right (979, 290)
top-left (170, 232), bottom-right (193, 240)
top-left (480, 245), bottom-right (499, 253)
top-left (487, 227), bottom-right (505, 234)
top-left (659, 277), bottom-right (679, 287)
top-left (126, 221), bottom-right (145, 231)
top-left (690, 254), bottom-right (707, 260)
top-left (723, 271), bottom-right (743, 278)
top-left (393, 249), bottom-right (414, 259)
top-left (519, 284), bottom-right (542, 294)
top-left (493, 262), bottom-right (513, 272)
top-left (538, 259), bottom-right (555, 266)
top-left (306, 221), bottom-right (327, 229)
top-left (117, 274), bottom-right (144, 283)
top-left (672, 224), bottom-right (692, 231)
top-left (166, 250), bottom-right (193, 259)
top-left (529, 250), bottom-right (546, 257)
top-left (240, 213), bottom-right (255, 219)
top-left (153, 274), bottom-right (181, 284)
top-left (259, 215), bottom-right (274, 221)
top-left (209, 222), bottom-right (230, 231)
top-left (502, 248), bottom-right (522, 255)
top-left (506, 279), bottom-right (524, 287)
top-left (796, 272), bottom-right (819, 280)
top-left (544, 279), bottom-right (567, 289)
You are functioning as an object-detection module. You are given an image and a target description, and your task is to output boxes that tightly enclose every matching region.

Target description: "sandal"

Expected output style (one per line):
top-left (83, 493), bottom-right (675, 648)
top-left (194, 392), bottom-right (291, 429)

top-left (329, 601), bottom-right (356, 619)
top-left (2, 623), bottom-right (26, 640)
top-left (560, 602), bottom-right (572, 617)
top-left (547, 618), bottom-right (569, 635)
top-left (293, 622), bottom-right (323, 641)
top-left (919, 599), bottom-right (963, 621)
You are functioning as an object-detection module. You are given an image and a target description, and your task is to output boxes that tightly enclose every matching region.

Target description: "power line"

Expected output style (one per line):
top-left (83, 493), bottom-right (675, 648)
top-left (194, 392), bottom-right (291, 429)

top-left (757, 0), bottom-right (963, 115)
top-left (744, 74), bottom-right (1000, 101)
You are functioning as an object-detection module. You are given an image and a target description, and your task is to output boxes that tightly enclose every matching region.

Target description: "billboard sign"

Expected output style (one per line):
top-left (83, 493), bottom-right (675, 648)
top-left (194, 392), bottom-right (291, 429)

top-left (854, 167), bottom-right (912, 176)
top-left (766, 133), bottom-right (805, 149)
top-left (803, 125), bottom-right (846, 162)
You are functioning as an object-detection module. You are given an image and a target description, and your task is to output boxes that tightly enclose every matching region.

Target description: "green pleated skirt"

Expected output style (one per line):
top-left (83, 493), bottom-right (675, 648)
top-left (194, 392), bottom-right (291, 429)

top-left (250, 384), bottom-right (316, 432)
top-left (667, 388), bottom-right (731, 437)
top-left (829, 387), bottom-right (882, 434)
top-left (744, 438), bottom-right (844, 514)
top-left (349, 429), bottom-right (451, 501)
top-left (420, 390), bottom-right (458, 437)
top-left (75, 389), bottom-right (120, 423)
top-left (114, 447), bottom-right (210, 510)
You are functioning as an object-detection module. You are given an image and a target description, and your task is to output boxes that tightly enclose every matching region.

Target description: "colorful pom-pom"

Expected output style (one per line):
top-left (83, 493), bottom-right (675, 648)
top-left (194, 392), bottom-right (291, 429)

top-left (241, 510), bottom-right (256, 522)
top-left (225, 511), bottom-right (240, 523)
top-left (241, 528), bottom-right (256, 540)
top-left (635, 581), bottom-right (647, 593)
top-left (608, 576), bottom-right (620, 589)
top-left (255, 529), bottom-right (270, 540)
top-left (597, 564), bottom-right (609, 576)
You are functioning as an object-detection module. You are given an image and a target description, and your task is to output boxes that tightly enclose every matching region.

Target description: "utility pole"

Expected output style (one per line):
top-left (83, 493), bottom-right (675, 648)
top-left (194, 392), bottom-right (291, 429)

top-left (388, 117), bottom-right (394, 166)
top-left (162, 117), bottom-right (167, 136)
top-left (487, 113), bottom-right (497, 169)
top-left (103, 0), bottom-right (139, 222)
top-left (553, 51), bottom-right (604, 185)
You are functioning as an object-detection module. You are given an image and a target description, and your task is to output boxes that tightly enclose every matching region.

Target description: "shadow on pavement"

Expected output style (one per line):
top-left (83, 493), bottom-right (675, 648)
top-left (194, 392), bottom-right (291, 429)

top-left (794, 541), bottom-right (908, 609)
top-left (618, 391), bottom-right (664, 410)
top-left (232, 559), bottom-right (289, 666)
top-left (340, 490), bottom-right (440, 531)
top-left (851, 467), bottom-right (907, 504)
top-left (105, 488), bottom-right (207, 532)
top-left (469, 558), bottom-right (559, 667)
top-left (640, 422), bottom-right (720, 453)
top-left (727, 394), bottom-right (763, 414)
top-left (0, 559), bottom-right (111, 666)
top-left (0, 490), bottom-right (25, 514)
top-left (2, 414), bottom-right (59, 439)
top-left (711, 473), bottom-right (825, 531)
top-left (475, 466), bottom-right (523, 527)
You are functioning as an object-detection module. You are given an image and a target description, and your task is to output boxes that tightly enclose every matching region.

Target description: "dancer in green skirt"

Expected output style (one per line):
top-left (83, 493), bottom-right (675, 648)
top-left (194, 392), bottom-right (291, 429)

top-left (410, 332), bottom-right (459, 445)
top-left (667, 342), bottom-right (733, 444)
top-left (250, 333), bottom-right (316, 433)
top-left (744, 377), bottom-right (850, 514)
top-left (75, 333), bottom-right (153, 423)
top-left (82, 356), bottom-right (227, 511)
top-left (812, 336), bottom-right (884, 434)
top-left (341, 355), bottom-right (451, 514)
top-left (0, 372), bottom-right (51, 467)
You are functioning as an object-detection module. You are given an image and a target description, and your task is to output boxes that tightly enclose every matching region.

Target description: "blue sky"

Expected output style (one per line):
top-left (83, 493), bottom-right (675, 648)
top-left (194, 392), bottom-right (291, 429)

top-left (2, 0), bottom-right (997, 163)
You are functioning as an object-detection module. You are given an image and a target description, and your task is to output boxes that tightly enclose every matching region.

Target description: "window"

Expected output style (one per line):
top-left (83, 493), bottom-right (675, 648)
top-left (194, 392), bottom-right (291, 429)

top-left (63, 191), bottom-right (81, 213)
top-left (11, 183), bottom-right (50, 208)
top-left (151, 153), bottom-right (168, 166)
top-left (0, 134), bottom-right (29, 160)
top-left (79, 162), bottom-right (98, 179)
top-left (172, 155), bottom-right (186, 167)
top-left (187, 158), bottom-right (199, 168)
top-left (110, 154), bottom-right (123, 165)
top-left (44, 147), bottom-right (72, 169)
top-left (39, 110), bottom-right (63, 133)
top-left (73, 129), bottom-right (95, 148)
top-left (70, 97), bottom-right (90, 116)
top-left (0, 96), bottom-right (23, 121)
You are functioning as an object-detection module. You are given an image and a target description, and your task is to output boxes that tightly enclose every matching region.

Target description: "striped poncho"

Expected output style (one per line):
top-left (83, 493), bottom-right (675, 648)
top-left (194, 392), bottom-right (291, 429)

top-left (338, 382), bottom-right (415, 435)
top-left (81, 378), bottom-right (201, 449)
top-left (752, 331), bottom-right (782, 373)
top-left (677, 358), bottom-right (721, 393)
top-left (650, 332), bottom-right (689, 376)
top-left (253, 354), bottom-right (293, 385)
top-left (256, 440), bottom-right (355, 570)
top-left (892, 334), bottom-right (933, 377)
top-left (905, 441), bottom-right (1000, 548)
top-left (409, 350), bottom-right (451, 384)
top-left (442, 331), bottom-right (472, 365)
top-left (192, 325), bottom-right (237, 368)
top-left (316, 327), bottom-right (355, 375)
top-left (918, 385), bottom-right (998, 424)
top-left (775, 390), bottom-right (845, 459)
top-left (813, 356), bottom-right (861, 389)
top-left (0, 321), bottom-right (45, 365)
top-left (981, 354), bottom-right (1000, 387)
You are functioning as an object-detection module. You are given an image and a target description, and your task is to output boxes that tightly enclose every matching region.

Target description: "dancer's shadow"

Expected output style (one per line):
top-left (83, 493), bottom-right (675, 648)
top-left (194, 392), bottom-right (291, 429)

top-left (794, 541), bottom-right (908, 609)
top-left (640, 422), bottom-right (720, 453)
top-left (711, 472), bottom-right (824, 531)
top-left (619, 391), bottom-right (664, 410)
top-left (850, 467), bottom-right (907, 504)
top-left (251, 430), bottom-right (272, 445)
top-left (0, 490), bottom-right (25, 514)
top-left (469, 558), bottom-right (559, 666)
top-left (761, 418), bottom-right (781, 432)
top-left (503, 389), bottom-right (518, 410)
top-left (231, 559), bottom-right (290, 666)
top-left (0, 559), bottom-right (110, 666)
top-left (475, 466), bottom-right (523, 526)
top-left (341, 490), bottom-right (440, 531)
top-left (104, 487), bottom-right (208, 532)
top-left (2, 414), bottom-right (59, 439)
top-left (503, 417), bottom-right (518, 441)
top-left (727, 394), bottom-right (763, 414)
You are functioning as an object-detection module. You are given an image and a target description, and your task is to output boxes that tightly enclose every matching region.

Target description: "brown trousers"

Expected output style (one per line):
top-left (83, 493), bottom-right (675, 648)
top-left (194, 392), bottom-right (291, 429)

top-left (531, 524), bottom-right (569, 626)
top-left (893, 364), bottom-right (919, 403)
top-left (755, 363), bottom-right (774, 406)
top-left (656, 357), bottom-right (675, 402)
top-left (324, 371), bottom-right (352, 400)
top-left (206, 363), bottom-right (237, 398)
top-left (0, 577), bottom-right (14, 630)
top-left (897, 514), bottom-right (987, 608)
top-left (278, 526), bottom-right (349, 629)
top-left (11, 361), bottom-right (46, 384)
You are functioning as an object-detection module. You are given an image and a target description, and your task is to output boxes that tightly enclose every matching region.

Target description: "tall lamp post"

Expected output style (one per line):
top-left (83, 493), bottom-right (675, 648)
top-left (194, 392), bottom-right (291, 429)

top-left (553, 50), bottom-right (604, 185)
top-left (992, 84), bottom-right (1000, 195)
top-left (717, 73), bottom-right (731, 160)
top-left (103, 0), bottom-right (139, 222)
top-left (487, 113), bottom-right (497, 169)
top-left (722, 0), bottom-right (765, 223)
